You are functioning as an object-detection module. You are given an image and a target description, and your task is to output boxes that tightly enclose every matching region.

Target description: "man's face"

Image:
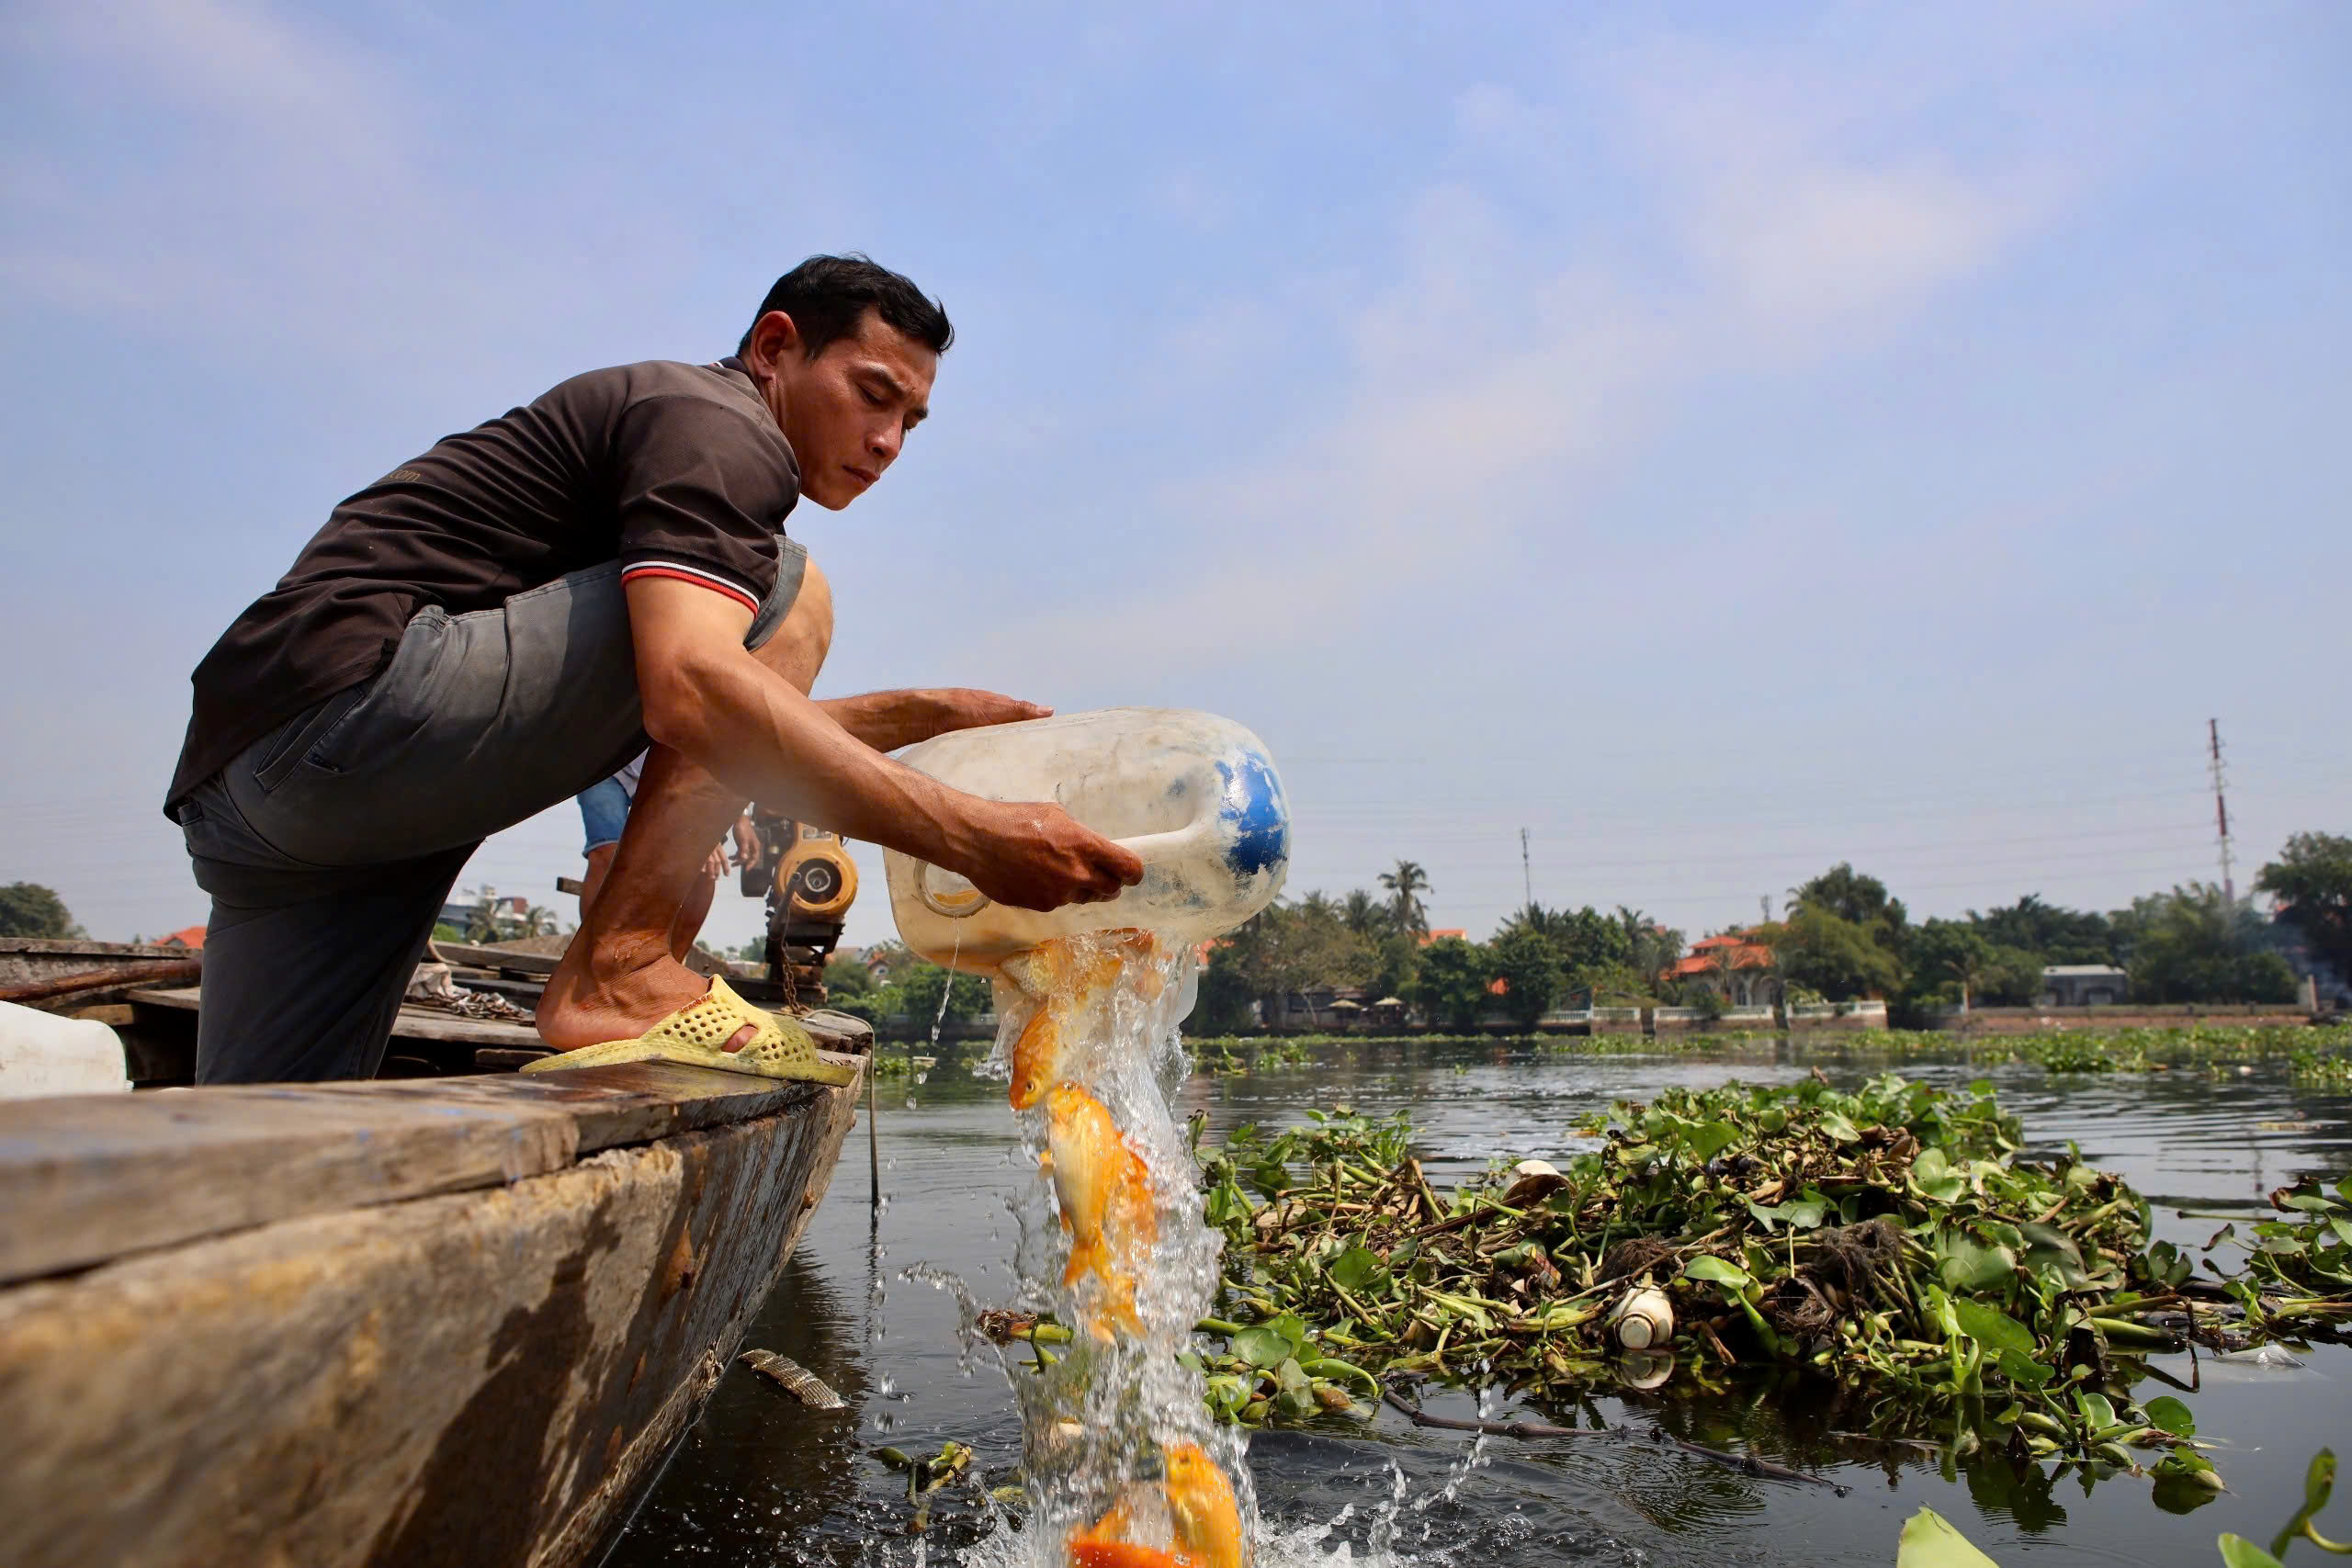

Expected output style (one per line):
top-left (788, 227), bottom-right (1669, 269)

top-left (747, 307), bottom-right (936, 511)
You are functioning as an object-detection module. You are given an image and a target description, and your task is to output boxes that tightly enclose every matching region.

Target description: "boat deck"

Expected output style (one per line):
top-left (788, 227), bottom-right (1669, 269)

top-left (0, 1055), bottom-right (867, 1568)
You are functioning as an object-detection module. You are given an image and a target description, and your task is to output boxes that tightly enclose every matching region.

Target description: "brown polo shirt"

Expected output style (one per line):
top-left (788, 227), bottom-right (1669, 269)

top-left (166, 356), bottom-right (797, 813)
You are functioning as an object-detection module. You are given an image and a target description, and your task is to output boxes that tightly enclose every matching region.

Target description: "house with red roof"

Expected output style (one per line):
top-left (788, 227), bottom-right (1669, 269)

top-left (1672, 931), bottom-right (1774, 1005)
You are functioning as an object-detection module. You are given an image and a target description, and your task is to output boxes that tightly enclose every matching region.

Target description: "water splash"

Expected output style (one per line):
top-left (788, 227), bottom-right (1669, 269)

top-left (972, 929), bottom-right (1257, 1567)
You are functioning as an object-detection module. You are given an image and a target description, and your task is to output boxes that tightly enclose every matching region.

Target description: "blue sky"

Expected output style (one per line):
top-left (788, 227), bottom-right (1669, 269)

top-left (3, 0), bottom-right (2346, 955)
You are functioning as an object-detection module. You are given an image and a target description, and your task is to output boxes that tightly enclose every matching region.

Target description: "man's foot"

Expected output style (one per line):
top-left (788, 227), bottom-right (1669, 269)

top-left (537, 937), bottom-right (759, 1054)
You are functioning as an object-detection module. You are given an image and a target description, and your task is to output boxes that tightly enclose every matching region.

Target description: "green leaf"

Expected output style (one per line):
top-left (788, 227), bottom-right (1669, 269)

top-left (1746, 1196), bottom-right (1829, 1232)
top-left (2219, 1537), bottom-right (2286, 1568)
top-left (1818, 1110), bottom-right (1863, 1145)
top-left (1895, 1506), bottom-right (2002, 1567)
top-left (2143, 1396), bottom-right (2196, 1437)
top-left (2271, 1449), bottom-right (2338, 1561)
top-left (1684, 1120), bottom-right (1741, 1165)
top-left (1327, 1247), bottom-right (1381, 1291)
top-left (1936, 1228), bottom-right (2019, 1293)
top-left (1951, 1299), bottom-right (2036, 1356)
top-left (1683, 1255), bottom-right (1753, 1290)
top-left (1233, 1326), bottom-right (1296, 1368)
top-left (1997, 1348), bottom-right (2055, 1388)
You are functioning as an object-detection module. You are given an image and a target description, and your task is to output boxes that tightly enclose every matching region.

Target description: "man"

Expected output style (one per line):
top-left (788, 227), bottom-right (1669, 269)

top-left (166, 255), bottom-right (1139, 1085)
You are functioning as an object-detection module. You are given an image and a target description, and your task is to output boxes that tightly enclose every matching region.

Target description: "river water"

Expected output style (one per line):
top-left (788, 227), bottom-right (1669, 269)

top-left (602, 1038), bottom-right (2352, 1568)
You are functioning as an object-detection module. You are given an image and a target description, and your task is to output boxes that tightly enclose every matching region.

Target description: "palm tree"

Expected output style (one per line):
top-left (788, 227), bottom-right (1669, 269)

top-left (1379, 860), bottom-right (1431, 938)
top-left (1340, 889), bottom-right (1391, 939)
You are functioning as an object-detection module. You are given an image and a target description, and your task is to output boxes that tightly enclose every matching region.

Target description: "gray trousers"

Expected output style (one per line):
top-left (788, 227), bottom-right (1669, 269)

top-left (176, 544), bottom-right (807, 1083)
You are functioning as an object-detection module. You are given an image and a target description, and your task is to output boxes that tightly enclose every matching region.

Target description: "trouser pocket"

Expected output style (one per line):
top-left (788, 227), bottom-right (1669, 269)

top-left (249, 681), bottom-right (374, 794)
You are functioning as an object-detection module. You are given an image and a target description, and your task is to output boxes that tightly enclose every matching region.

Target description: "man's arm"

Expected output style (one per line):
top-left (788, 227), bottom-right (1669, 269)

top-left (818, 688), bottom-right (1050, 753)
top-left (627, 576), bottom-right (1139, 910)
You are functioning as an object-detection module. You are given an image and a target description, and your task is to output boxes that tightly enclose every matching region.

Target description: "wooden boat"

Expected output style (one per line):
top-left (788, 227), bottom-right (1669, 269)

top-left (0, 937), bottom-right (203, 1010)
top-left (0, 1042), bottom-right (868, 1566)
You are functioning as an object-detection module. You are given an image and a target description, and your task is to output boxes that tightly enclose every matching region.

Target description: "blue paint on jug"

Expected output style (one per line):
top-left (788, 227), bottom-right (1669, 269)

top-left (1217, 753), bottom-right (1289, 878)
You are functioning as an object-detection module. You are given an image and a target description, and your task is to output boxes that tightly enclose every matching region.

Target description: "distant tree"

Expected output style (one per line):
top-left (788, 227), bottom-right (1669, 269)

top-left (1968, 894), bottom-right (2118, 966)
top-left (1760, 907), bottom-right (1903, 1001)
top-left (1378, 860), bottom-right (1431, 938)
top-left (1907, 919), bottom-right (2042, 1012)
top-left (1409, 936), bottom-right (1492, 1029)
top-left (2115, 884), bottom-right (2296, 1004)
top-left (522, 905), bottom-right (558, 938)
top-left (2257, 832), bottom-right (2352, 986)
top-left (1496, 903), bottom-right (1631, 991)
top-left (1340, 889), bottom-right (1393, 940)
top-left (893, 959), bottom-right (992, 1025)
top-left (1789, 863), bottom-right (1907, 941)
top-left (1194, 946), bottom-right (1260, 1032)
top-left (1363, 930), bottom-right (1423, 1009)
top-left (1613, 907), bottom-right (1686, 1000)
top-left (1216, 896), bottom-right (1378, 1024)
top-left (0, 882), bottom-right (83, 938)
top-left (1576, 959), bottom-right (1658, 1006)
top-left (1489, 926), bottom-right (1563, 1031)
top-left (823, 953), bottom-right (877, 1000)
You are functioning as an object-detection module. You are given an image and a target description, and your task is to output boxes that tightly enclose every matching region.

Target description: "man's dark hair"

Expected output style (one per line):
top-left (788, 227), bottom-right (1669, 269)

top-left (737, 254), bottom-right (953, 359)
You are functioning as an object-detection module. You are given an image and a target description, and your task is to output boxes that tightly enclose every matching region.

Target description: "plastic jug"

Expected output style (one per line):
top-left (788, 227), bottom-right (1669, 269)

top-left (885, 707), bottom-right (1290, 973)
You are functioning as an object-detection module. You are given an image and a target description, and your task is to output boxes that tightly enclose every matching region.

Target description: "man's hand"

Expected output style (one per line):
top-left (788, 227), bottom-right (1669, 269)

top-left (924, 688), bottom-right (1052, 737)
top-left (956, 800), bottom-right (1144, 912)
top-left (819, 687), bottom-right (1052, 752)
top-left (729, 815), bottom-right (761, 868)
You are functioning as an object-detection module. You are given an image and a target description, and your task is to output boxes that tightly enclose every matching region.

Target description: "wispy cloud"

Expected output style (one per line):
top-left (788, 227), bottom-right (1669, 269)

top-left (975, 32), bottom-right (2061, 680)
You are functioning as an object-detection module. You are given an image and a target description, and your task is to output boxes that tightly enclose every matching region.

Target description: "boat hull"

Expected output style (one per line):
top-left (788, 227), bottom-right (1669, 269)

top-left (0, 1063), bottom-right (863, 1568)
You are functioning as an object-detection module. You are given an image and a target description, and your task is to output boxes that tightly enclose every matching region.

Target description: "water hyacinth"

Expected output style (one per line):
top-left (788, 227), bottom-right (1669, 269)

top-left (1187, 1073), bottom-right (2352, 1500)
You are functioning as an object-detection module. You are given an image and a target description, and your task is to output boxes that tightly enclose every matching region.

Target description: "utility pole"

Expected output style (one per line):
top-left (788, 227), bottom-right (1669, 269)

top-left (1520, 828), bottom-right (1533, 911)
top-left (2208, 718), bottom-right (2235, 903)
top-left (1759, 894), bottom-right (1772, 927)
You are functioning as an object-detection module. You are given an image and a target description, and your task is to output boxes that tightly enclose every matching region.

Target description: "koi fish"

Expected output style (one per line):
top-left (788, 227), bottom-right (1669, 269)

top-left (1162, 1442), bottom-right (1243, 1568)
top-left (1045, 1083), bottom-right (1156, 1335)
top-left (1003, 931), bottom-right (1170, 1111)
top-left (1068, 1540), bottom-right (1188, 1568)
top-left (1066, 1446), bottom-right (1243, 1568)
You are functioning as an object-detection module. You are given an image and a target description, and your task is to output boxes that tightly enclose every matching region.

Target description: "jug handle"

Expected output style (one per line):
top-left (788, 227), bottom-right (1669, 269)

top-left (915, 829), bottom-right (1197, 919)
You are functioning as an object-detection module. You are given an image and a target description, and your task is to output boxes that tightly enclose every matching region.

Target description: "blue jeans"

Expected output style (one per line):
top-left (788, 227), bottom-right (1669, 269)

top-left (175, 540), bottom-right (807, 1082)
top-left (577, 776), bottom-right (633, 855)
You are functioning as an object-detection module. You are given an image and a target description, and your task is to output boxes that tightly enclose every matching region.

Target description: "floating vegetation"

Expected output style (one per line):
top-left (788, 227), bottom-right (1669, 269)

top-left (1187, 1074), bottom-right (2352, 1500)
top-left (1193, 1037), bottom-right (1315, 1075)
top-left (1997, 1025), bottom-right (2351, 1076)
top-left (2291, 1049), bottom-right (2352, 1089)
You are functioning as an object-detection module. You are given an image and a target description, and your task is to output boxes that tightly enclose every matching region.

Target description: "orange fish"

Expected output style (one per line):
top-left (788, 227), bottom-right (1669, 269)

top-left (1066, 1445), bottom-right (1243, 1568)
top-left (1162, 1443), bottom-right (1243, 1568)
top-left (1003, 932), bottom-right (1169, 1110)
top-left (1068, 1540), bottom-right (1189, 1568)
top-left (1045, 1084), bottom-right (1157, 1335)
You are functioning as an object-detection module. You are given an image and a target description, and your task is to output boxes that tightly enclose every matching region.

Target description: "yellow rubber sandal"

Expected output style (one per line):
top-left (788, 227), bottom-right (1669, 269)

top-left (522, 976), bottom-right (857, 1085)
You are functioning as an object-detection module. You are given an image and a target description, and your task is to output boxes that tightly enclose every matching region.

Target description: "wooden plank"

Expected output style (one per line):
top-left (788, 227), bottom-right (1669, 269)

top-left (0, 1059), bottom-right (859, 1284)
top-left (0, 1077), bottom-right (861, 1568)
top-left (0, 961), bottom-right (201, 1005)
top-left (130, 986), bottom-right (874, 1055)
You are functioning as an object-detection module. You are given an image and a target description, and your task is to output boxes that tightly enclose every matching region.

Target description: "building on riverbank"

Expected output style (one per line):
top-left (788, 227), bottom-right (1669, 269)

top-left (1671, 931), bottom-right (1775, 1006)
top-left (2038, 964), bottom-right (2130, 1007)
